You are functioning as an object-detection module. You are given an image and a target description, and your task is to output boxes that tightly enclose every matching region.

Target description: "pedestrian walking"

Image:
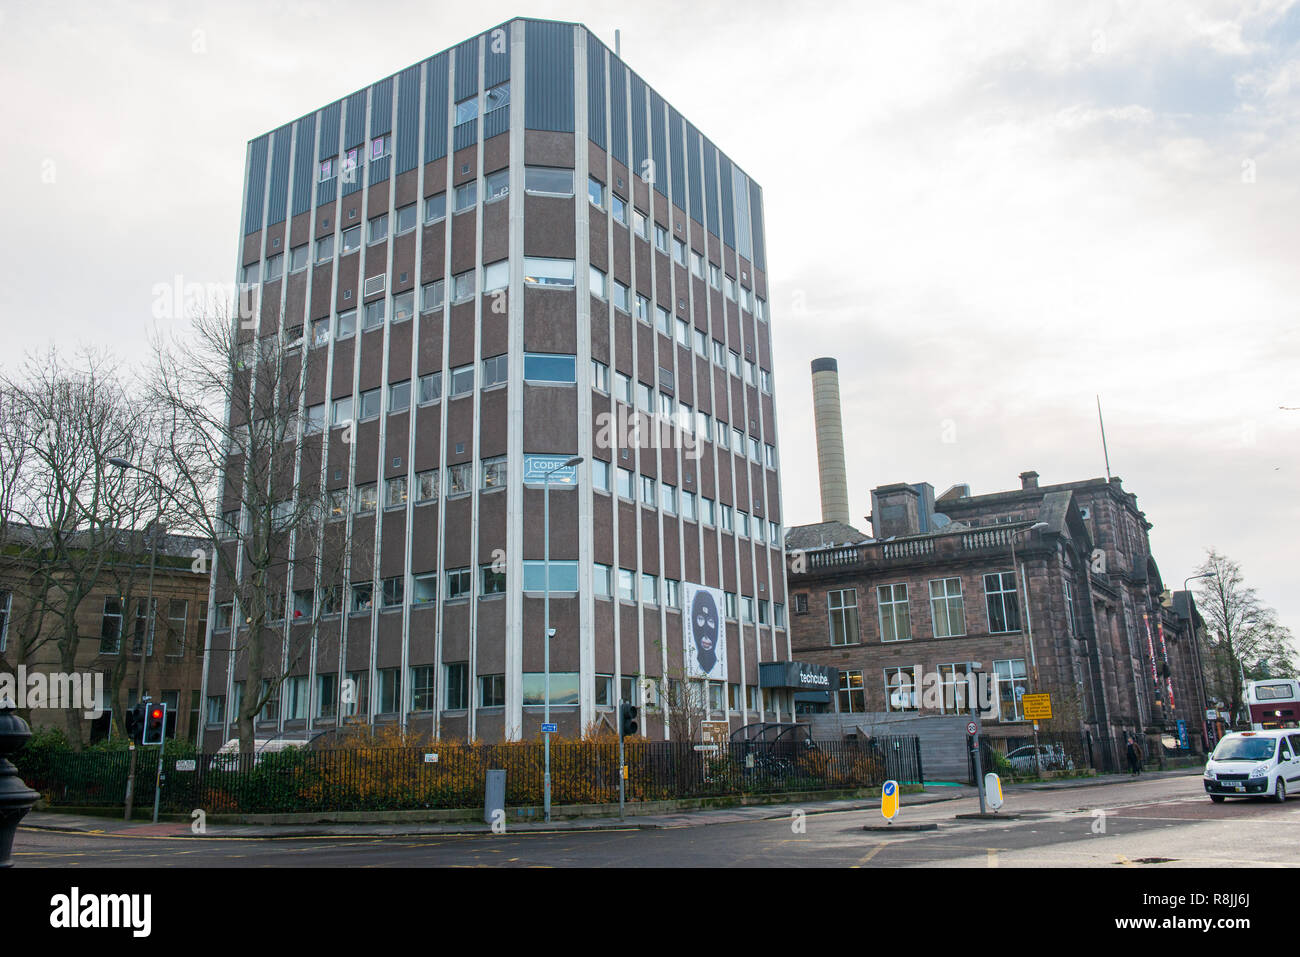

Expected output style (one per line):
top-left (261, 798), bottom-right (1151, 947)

top-left (1126, 734), bottom-right (1140, 775)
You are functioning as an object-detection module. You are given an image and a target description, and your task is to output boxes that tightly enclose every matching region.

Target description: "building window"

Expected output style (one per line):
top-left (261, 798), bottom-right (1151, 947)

top-left (449, 364), bottom-right (474, 398)
top-left (351, 582), bottom-right (373, 613)
top-left (481, 455), bottom-right (507, 490)
top-left (336, 309), bottom-right (357, 338)
top-left (485, 168), bottom-right (509, 202)
top-left (206, 695), bottom-right (225, 725)
top-left (445, 567), bottom-right (473, 602)
top-left (483, 260), bottom-right (509, 293)
top-left (368, 213), bottom-right (388, 245)
top-left (524, 166), bottom-right (573, 194)
top-left (593, 562), bottom-right (612, 597)
top-left (985, 572), bottom-right (1021, 634)
top-left (640, 574), bottom-right (658, 605)
top-left (828, 589), bottom-right (859, 645)
top-left (617, 467), bottom-right (634, 500)
top-left (660, 483), bottom-right (677, 515)
top-left (480, 564), bottom-right (504, 595)
top-left (395, 202), bottom-right (417, 234)
top-left (389, 379), bottom-right (411, 413)
top-left (419, 372), bottom-right (442, 404)
top-left (655, 223), bottom-right (669, 253)
top-left (377, 668), bottom-right (401, 714)
top-left (444, 665), bottom-right (470, 712)
top-left (838, 671), bottom-right (866, 713)
top-left (884, 666), bottom-right (919, 712)
top-left (485, 81), bottom-right (509, 112)
top-left (315, 235), bottom-right (334, 264)
top-left (591, 359), bottom-right (609, 393)
top-left (522, 560), bottom-right (579, 593)
top-left (385, 476), bottom-right (407, 509)
top-left (878, 583), bottom-right (911, 642)
top-left (523, 353), bottom-right (576, 384)
top-left (392, 290), bottom-right (414, 323)
top-left (412, 571), bottom-right (438, 604)
top-left (592, 458), bottom-right (610, 493)
top-left (478, 674), bottom-right (506, 708)
top-left (425, 193), bottom-right (447, 223)
top-left (447, 463), bottom-right (472, 496)
top-left (994, 659), bottom-right (1028, 721)
top-left (421, 279), bottom-right (445, 313)
top-left (289, 244), bottom-right (308, 272)
top-left (342, 225), bottom-right (361, 253)
top-left (938, 663), bottom-right (971, 714)
top-left (359, 387), bottom-right (381, 419)
top-left (481, 353), bottom-right (508, 389)
top-left (409, 667), bottom-right (435, 712)
top-left (100, 597), bottom-right (123, 653)
top-left (589, 265), bottom-right (607, 299)
top-left (316, 674), bottom-right (337, 718)
top-left (617, 568), bottom-right (636, 602)
top-left (1064, 579), bottom-right (1077, 637)
top-left (611, 193), bottom-right (628, 225)
top-left (523, 257), bottom-right (576, 287)
top-left (522, 673), bottom-right (580, 706)
top-left (363, 299), bottom-right (385, 331)
top-left (354, 483), bottom-right (378, 514)
top-left (929, 578), bottom-right (966, 638)
top-left (414, 469), bottom-right (438, 504)
top-left (588, 176), bottom-right (604, 208)
top-left (452, 269), bottom-right (476, 302)
top-left (454, 180), bottom-right (477, 213)
top-left (166, 599), bottom-right (187, 656)
top-left (633, 208), bottom-right (649, 240)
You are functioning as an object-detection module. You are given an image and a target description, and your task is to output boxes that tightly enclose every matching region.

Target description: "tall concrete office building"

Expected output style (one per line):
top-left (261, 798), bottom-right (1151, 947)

top-left (202, 18), bottom-right (790, 745)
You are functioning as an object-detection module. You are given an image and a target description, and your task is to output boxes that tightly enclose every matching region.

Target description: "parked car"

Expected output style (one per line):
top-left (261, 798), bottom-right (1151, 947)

top-left (1203, 729), bottom-right (1300, 803)
top-left (1005, 744), bottom-right (1074, 773)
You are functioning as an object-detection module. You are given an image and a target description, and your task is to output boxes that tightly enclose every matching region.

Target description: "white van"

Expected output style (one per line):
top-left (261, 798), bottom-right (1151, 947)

top-left (1203, 729), bottom-right (1300, 803)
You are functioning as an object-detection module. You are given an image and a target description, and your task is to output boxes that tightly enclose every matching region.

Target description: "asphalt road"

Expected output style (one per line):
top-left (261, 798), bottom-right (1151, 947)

top-left (15, 773), bottom-right (1300, 867)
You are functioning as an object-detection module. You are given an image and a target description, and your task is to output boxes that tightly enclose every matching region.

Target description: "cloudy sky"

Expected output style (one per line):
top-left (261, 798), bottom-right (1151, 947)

top-left (2, 1), bottom-right (1297, 633)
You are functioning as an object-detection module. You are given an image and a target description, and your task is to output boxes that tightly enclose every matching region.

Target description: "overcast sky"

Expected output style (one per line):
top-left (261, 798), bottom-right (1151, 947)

top-left (2, 0), bottom-right (1297, 635)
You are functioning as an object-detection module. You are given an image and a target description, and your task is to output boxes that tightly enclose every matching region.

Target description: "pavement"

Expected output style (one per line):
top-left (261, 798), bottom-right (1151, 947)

top-left (19, 767), bottom-right (1202, 840)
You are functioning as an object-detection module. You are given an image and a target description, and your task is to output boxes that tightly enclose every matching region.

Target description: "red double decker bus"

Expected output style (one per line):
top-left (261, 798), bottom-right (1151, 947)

top-left (1246, 678), bottom-right (1300, 730)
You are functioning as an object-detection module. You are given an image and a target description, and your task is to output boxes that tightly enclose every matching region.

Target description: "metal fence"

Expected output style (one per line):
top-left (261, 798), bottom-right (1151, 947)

top-left (18, 735), bottom-right (923, 815)
top-left (969, 731), bottom-right (1100, 784)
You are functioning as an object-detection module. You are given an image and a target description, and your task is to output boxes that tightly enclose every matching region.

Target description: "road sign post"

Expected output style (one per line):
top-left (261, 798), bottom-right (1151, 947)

top-left (881, 780), bottom-right (899, 823)
top-left (1021, 694), bottom-right (1053, 779)
top-left (969, 671), bottom-right (986, 815)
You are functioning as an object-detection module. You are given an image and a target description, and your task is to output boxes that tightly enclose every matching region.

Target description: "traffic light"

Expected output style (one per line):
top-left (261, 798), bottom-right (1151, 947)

top-left (619, 701), bottom-right (638, 738)
top-left (142, 702), bottom-right (167, 745)
top-left (124, 703), bottom-right (146, 744)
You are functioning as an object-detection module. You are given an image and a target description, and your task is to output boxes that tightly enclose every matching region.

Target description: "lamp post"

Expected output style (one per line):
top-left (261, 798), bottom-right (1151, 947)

top-left (109, 456), bottom-right (165, 822)
top-left (542, 455), bottom-right (583, 824)
top-left (1183, 573), bottom-right (1214, 752)
top-left (1010, 522), bottom-right (1049, 776)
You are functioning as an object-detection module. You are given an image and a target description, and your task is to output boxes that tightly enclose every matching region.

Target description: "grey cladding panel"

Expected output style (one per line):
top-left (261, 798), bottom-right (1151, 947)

top-left (266, 124), bottom-right (292, 226)
top-left (609, 60), bottom-right (627, 163)
top-left (344, 90), bottom-right (367, 148)
top-left (669, 108), bottom-right (686, 211)
top-left (425, 53), bottom-right (449, 162)
top-left (395, 65), bottom-right (420, 174)
top-left (686, 124), bottom-right (702, 224)
top-left (454, 37), bottom-right (479, 102)
top-left (292, 115), bottom-right (316, 216)
top-left (370, 77), bottom-right (393, 136)
top-left (749, 180), bottom-right (765, 272)
top-left (318, 101), bottom-right (341, 160)
top-left (629, 73), bottom-right (647, 175)
top-left (524, 19), bottom-right (574, 132)
top-left (244, 135), bottom-right (268, 234)
top-left (484, 22), bottom-right (510, 86)
top-left (649, 90), bottom-right (667, 197)
top-left (586, 32), bottom-right (605, 148)
top-left (719, 152), bottom-right (735, 248)
top-left (703, 138), bottom-right (718, 237)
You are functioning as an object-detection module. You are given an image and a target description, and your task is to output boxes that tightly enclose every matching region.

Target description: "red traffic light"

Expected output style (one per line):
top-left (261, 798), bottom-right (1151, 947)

top-left (151, 708), bottom-right (162, 720)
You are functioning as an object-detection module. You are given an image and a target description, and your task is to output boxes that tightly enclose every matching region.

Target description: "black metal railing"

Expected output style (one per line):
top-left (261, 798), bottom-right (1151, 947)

top-left (17, 736), bottom-right (923, 815)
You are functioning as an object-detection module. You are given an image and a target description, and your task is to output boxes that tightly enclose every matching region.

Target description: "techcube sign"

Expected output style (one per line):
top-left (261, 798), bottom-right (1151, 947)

top-left (799, 671), bottom-right (830, 688)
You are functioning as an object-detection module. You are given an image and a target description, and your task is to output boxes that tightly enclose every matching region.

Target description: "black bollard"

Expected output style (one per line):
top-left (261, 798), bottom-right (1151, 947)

top-left (0, 703), bottom-right (40, 868)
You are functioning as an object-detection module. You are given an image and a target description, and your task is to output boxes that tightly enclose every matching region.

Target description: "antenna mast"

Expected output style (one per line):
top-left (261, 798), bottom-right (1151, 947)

top-left (1096, 394), bottom-right (1111, 481)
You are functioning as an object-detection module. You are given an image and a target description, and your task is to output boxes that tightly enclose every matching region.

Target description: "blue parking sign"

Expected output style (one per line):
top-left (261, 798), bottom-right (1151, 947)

top-left (541, 723), bottom-right (557, 734)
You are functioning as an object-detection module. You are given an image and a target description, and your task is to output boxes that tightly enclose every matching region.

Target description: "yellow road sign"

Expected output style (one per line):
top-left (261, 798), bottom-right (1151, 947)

top-left (1021, 693), bottom-right (1053, 720)
top-left (881, 780), bottom-right (899, 820)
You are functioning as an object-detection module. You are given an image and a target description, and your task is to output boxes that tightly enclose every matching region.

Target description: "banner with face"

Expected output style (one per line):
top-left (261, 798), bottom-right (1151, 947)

top-left (683, 583), bottom-right (727, 681)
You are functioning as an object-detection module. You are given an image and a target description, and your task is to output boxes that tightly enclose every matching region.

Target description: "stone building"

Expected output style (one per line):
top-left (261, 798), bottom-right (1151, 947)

top-left (0, 528), bottom-right (212, 745)
top-left (785, 471), bottom-right (1209, 765)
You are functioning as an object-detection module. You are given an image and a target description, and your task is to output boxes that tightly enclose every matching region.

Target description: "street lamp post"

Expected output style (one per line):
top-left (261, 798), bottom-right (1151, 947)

top-left (109, 457), bottom-right (165, 822)
top-left (542, 455), bottom-right (583, 824)
top-left (1010, 522), bottom-right (1049, 776)
top-left (1183, 573), bottom-right (1214, 752)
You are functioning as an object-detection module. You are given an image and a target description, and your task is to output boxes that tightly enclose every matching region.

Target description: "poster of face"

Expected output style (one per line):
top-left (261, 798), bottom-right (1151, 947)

top-left (683, 583), bottom-right (727, 682)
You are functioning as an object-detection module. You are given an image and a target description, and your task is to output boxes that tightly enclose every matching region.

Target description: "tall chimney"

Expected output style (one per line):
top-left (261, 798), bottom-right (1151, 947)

top-left (811, 358), bottom-right (851, 525)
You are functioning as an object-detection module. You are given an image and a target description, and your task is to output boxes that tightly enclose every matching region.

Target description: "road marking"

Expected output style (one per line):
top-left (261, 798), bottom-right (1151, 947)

top-left (851, 844), bottom-right (886, 867)
top-left (987, 849), bottom-right (998, 868)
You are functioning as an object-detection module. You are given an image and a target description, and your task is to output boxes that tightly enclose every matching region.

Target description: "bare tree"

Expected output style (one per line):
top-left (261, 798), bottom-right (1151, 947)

top-left (1196, 549), bottom-right (1297, 724)
top-left (0, 349), bottom-right (159, 744)
top-left (149, 305), bottom-right (347, 753)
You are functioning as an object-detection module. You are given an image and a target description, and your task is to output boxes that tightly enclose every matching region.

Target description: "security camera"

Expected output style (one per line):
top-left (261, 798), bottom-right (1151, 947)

top-left (547, 628), bottom-right (556, 638)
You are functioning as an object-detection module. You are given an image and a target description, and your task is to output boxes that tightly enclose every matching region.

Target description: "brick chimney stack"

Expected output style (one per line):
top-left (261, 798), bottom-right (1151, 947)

top-left (1020, 470), bottom-right (1040, 490)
